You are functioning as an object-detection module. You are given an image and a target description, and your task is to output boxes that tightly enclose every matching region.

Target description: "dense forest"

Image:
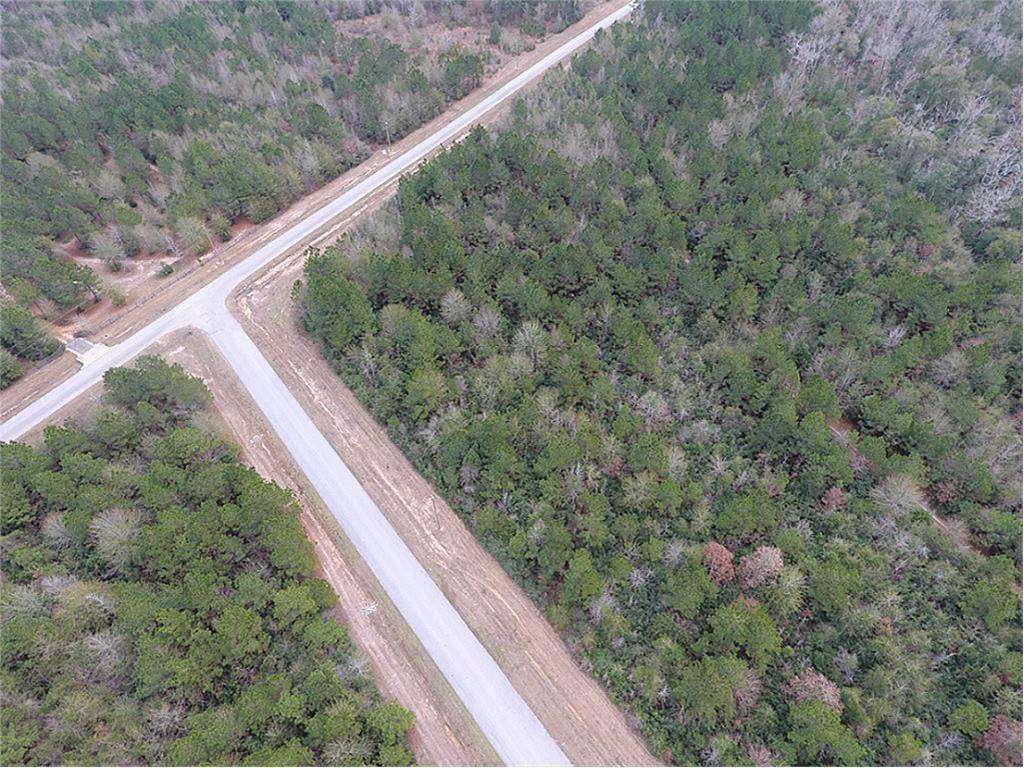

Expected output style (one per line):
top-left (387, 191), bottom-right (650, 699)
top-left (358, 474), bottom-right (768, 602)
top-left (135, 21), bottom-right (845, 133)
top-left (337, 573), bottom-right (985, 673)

top-left (298, 1), bottom-right (1023, 764)
top-left (0, 0), bottom-right (584, 319)
top-left (0, 357), bottom-right (414, 765)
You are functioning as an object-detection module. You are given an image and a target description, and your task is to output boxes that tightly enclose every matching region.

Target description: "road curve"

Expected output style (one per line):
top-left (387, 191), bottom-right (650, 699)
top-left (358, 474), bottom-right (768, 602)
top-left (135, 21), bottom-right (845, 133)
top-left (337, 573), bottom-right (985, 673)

top-left (0, 5), bottom-right (635, 765)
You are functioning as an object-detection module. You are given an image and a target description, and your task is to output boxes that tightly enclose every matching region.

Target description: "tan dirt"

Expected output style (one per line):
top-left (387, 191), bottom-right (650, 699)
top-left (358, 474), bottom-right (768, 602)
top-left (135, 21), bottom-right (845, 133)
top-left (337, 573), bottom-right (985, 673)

top-left (227, 2), bottom-right (657, 761)
top-left (157, 330), bottom-right (500, 766)
top-left (55, 241), bottom-right (176, 321)
top-left (2, 352), bottom-right (81, 423)
top-left (335, 10), bottom-right (535, 75)
top-left (1, 0), bottom-right (628, 423)
top-left (16, 328), bottom-right (499, 767)
top-left (925, 504), bottom-right (988, 556)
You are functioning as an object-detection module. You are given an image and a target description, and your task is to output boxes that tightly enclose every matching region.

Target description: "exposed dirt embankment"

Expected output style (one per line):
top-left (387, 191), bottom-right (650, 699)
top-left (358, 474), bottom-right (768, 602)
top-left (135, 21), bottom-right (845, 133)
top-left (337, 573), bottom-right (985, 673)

top-left (156, 330), bottom-right (499, 766)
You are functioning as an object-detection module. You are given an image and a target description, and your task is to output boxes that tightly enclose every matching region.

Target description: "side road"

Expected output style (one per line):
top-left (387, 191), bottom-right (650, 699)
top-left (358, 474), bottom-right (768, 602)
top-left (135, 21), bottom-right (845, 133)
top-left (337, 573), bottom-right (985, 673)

top-left (0, 0), bottom-right (631, 424)
top-left (202, 313), bottom-right (568, 765)
top-left (161, 332), bottom-right (503, 766)
top-left (234, 231), bottom-right (657, 766)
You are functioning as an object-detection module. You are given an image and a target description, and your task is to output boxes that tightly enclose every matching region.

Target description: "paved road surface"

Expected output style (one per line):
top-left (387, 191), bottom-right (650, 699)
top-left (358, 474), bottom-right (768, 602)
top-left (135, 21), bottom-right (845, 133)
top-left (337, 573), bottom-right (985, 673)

top-left (0, 5), bottom-right (634, 764)
top-left (205, 314), bottom-right (566, 765)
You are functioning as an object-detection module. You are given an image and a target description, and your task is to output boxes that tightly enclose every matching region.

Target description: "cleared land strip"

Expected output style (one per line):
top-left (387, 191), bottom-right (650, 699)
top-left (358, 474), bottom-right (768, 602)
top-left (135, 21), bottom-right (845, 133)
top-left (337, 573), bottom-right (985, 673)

top-left (12, 329), bottom-right (499, 766)
top-left (158, 331), bottom-right (500, 766)
top-left (0, 0), bottom-right (630, 424)
top-left (198, 311), bottom-right (570, 766)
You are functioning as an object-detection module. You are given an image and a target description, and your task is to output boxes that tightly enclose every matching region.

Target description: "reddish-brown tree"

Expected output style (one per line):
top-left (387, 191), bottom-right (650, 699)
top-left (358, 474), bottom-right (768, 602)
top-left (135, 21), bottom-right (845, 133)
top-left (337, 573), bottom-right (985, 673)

top-left (703, 541), bottom-right (735, 586)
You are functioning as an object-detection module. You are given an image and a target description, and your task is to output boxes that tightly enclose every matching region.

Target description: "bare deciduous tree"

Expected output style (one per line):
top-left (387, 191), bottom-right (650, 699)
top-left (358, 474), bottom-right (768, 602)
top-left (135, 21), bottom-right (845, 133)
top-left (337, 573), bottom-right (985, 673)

top-left (440, 288), bottom-right (471, 326)
top-left (89, 508), bottom-right (142, 574)
top-left (472, 305), bottom-right (502, 343)
top-left (870, 474), bottom-right (924, 518)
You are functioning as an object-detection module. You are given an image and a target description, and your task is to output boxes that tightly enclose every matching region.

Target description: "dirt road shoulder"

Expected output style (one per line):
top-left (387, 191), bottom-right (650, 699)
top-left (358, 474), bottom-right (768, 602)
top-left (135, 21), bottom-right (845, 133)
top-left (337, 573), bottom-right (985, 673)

top-left (0, 0), bottom-right (630, 426)
top-left (15, 329), bottom-right (498, 767)
top-left (157, 329), bottom-right (500, 767)
top-left (233, 233), bottom-right (656, 768)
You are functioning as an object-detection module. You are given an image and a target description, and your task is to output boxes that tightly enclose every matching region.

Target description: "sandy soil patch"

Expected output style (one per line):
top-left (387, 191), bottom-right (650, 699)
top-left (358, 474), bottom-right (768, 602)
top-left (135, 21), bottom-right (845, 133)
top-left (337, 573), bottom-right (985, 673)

top-left (158, 330), bottom-right (499, 766)
top-left (231, 76), bottom-right (656, 758)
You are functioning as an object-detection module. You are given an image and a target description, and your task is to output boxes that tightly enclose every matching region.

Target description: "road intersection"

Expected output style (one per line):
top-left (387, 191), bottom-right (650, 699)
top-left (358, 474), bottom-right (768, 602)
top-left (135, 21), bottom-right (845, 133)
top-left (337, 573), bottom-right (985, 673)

top-left (0, 5), bottom-right (634, 764)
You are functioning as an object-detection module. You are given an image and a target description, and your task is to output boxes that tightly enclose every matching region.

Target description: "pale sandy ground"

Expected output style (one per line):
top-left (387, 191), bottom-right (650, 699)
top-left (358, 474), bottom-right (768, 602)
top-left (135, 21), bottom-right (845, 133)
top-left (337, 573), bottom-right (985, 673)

top-left (230, 97), bottom-right (656, 768)
top-left (159, 331), bottom-right (502, 766)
